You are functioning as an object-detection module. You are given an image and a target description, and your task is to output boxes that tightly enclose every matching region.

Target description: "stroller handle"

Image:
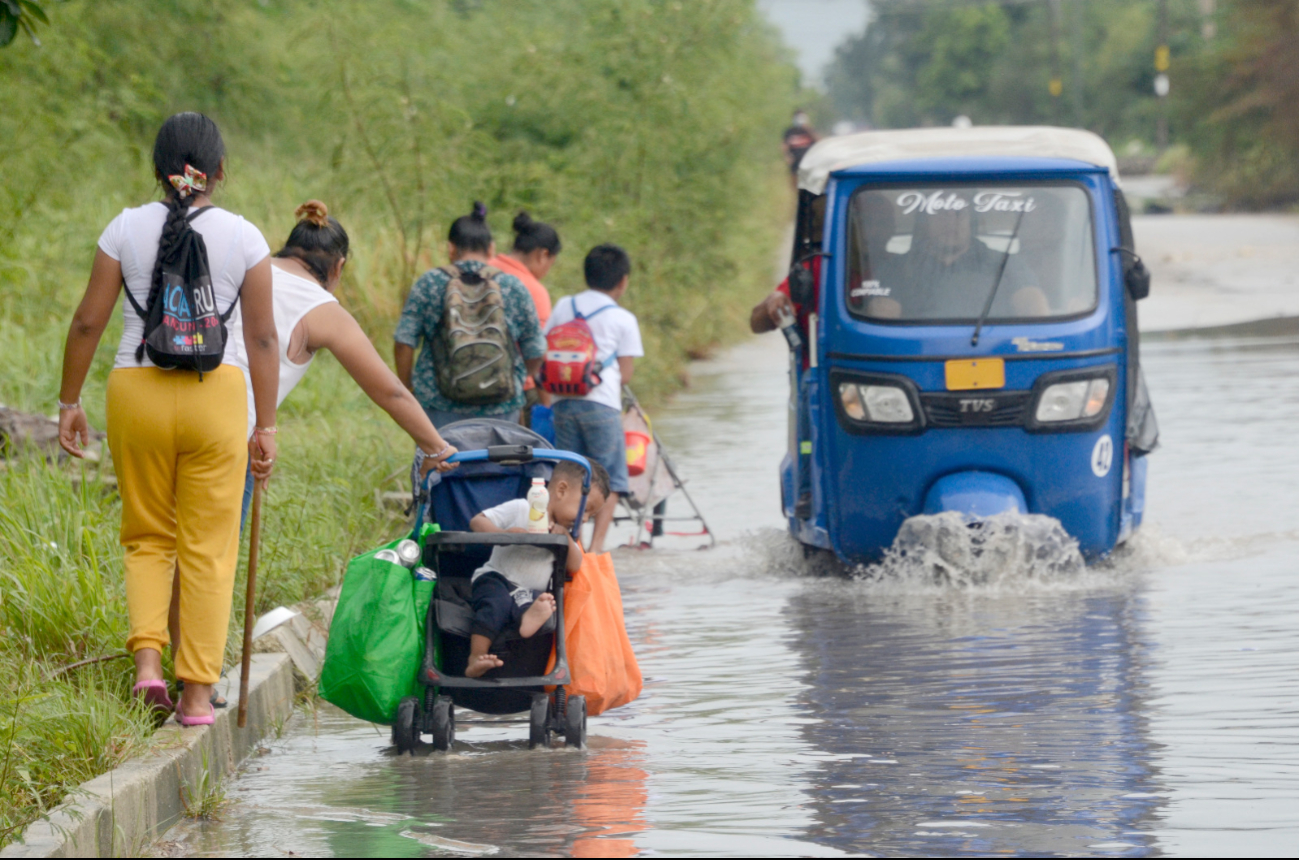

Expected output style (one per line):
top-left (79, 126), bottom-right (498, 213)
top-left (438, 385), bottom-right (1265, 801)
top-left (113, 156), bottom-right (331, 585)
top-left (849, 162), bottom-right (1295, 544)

top-left (431, 447), bottom-right (595, 541)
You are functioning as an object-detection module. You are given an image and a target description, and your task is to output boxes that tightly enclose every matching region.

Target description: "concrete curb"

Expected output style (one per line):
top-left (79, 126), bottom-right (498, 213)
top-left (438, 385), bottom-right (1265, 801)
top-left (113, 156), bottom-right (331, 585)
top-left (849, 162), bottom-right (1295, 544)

top-left (0, 653), bottom-right (295, 859)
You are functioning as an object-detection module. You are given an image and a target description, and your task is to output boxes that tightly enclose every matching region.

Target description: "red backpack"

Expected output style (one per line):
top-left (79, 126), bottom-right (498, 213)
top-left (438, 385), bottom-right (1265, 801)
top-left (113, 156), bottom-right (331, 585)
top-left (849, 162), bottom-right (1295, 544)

top-left (539, 299), bottom-right (613, 396)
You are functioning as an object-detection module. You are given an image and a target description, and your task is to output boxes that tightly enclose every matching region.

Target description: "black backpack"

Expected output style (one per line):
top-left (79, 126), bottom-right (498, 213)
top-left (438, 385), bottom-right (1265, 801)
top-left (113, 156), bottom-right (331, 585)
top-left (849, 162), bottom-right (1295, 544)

top-left (124, 207), bottom-right (239, 377)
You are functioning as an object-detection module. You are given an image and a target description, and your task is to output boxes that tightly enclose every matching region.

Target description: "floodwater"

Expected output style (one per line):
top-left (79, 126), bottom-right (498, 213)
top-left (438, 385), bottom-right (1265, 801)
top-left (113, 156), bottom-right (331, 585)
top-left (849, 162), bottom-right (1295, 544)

top-left (166, 246), bottom-right (1299, 858)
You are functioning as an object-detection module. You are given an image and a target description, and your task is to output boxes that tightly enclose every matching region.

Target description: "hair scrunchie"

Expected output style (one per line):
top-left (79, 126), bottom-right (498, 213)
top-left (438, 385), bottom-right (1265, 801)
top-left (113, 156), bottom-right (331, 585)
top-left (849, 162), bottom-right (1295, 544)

top-left (168, 164), bottom-right (207, 197)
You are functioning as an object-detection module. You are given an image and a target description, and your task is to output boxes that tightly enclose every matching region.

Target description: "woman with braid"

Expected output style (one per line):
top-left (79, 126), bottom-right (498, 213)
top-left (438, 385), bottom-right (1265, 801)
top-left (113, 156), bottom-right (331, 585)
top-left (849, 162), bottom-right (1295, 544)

top-left (159, 201), bottom-right (463, 708)
top-left (57, 113), bottom-right (279, 726)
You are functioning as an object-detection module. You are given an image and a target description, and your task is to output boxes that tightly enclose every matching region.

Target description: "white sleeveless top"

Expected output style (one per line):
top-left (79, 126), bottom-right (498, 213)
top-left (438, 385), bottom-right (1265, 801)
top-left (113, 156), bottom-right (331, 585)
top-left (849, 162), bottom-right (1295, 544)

top-left (230, 263), bottom-right (338, 437)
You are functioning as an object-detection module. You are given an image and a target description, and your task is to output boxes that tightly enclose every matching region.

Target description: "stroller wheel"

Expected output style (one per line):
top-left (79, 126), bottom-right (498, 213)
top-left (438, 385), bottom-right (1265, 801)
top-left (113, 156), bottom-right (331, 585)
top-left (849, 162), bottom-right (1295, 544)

top-left (393, 696), bottom-right (418, 755)
top-left (651, 499), bottom-right (667, 537)
top-left (564, 695), bottom-right (587, 749)
top-left (528, 693), bottom-right (550, 750)
top-left (431, 695), bottom-right (455, 752)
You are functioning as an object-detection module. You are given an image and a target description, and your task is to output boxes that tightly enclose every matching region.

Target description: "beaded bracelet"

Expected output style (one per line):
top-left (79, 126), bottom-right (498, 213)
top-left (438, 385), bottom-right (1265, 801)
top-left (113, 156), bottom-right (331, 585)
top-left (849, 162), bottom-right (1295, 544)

top-left (419, 444), bottom-right (452, 461)
top-left (58, 398), bottom-right (82, 411)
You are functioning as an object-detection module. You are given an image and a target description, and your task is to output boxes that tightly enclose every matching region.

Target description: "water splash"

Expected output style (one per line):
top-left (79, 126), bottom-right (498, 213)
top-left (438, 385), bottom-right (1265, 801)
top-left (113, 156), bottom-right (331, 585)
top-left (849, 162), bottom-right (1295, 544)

top-left (858, 511), bottom-right (1086, 589)
top-left (616, 513), bottom-right (1099, 592)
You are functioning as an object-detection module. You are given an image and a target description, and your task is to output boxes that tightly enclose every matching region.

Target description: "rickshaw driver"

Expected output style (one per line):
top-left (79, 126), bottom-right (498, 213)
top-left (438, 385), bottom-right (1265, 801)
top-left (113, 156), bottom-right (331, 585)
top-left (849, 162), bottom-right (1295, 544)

top-left (748, 255), bottom-right (820, 344)
top-left (752, 194), bottom-right (897, 342)
top-left (865, 204), bottom-right (1050, 320)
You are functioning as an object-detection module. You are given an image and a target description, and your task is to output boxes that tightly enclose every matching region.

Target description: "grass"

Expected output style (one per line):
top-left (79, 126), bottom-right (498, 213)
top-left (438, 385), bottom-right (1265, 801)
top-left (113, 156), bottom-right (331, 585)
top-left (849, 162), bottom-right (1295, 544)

top-left (0, 0), bottom-right (794, 845)
top-left (0, 365), bottom-right (418, 845)
top-left (178, 753), bottom-right (228, 822)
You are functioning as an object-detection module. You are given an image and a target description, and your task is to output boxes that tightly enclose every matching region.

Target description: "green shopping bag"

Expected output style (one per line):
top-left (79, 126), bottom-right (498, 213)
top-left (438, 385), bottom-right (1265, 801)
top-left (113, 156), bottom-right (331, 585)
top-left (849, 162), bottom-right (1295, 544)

top-left (319, 536), bottom-right (435, 725)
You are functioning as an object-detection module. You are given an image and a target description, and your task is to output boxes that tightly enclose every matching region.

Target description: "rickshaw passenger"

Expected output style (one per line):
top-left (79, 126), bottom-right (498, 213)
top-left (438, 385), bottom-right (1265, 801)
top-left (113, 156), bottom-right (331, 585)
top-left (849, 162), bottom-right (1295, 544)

top-left (865, 206), bottom-right (1049, 320)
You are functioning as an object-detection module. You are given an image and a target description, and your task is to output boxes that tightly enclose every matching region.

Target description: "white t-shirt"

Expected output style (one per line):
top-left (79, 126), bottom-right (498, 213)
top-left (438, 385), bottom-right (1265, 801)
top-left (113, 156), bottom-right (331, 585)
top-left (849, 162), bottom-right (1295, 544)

top-left (97, 203), bottom-right (270, 371)
top-left (544, 290), bottom-right (643, 412)
top-left (229, 263), bottom-right (339, 437)
top-left (471, 498), bottom-right (556, 592)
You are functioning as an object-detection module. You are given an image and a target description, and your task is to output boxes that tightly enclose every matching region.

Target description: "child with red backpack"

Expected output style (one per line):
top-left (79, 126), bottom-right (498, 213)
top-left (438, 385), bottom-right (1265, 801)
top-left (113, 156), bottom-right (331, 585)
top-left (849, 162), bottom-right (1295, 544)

top-left (541, 244), bottom-right (642, 554)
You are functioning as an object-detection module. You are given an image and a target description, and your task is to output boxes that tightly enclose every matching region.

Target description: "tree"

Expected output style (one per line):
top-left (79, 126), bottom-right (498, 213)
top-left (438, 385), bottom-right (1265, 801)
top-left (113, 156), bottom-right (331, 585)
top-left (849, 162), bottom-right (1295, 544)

top-left (826, 0), bottom-right (1204, 143)
top-left (1176, 0), bottom-right (1299, 207)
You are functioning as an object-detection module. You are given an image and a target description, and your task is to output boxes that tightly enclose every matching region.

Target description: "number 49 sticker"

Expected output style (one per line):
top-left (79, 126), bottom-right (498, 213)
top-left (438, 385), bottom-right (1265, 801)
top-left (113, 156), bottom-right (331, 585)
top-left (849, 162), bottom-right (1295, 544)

top-left (1091, 434), bottom-right (1114, 477)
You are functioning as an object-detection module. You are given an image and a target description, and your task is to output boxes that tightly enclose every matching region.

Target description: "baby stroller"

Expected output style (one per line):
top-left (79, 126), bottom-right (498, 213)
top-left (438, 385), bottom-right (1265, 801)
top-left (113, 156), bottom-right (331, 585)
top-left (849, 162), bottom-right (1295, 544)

top-left (391, 419), bottom-right (592, 754)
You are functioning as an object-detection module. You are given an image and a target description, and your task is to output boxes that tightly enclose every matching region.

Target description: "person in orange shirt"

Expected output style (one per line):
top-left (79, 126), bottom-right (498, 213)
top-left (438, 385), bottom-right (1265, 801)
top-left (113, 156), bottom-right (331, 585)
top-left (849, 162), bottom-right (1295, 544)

top-left (491, 211), bottom-right (562, 427)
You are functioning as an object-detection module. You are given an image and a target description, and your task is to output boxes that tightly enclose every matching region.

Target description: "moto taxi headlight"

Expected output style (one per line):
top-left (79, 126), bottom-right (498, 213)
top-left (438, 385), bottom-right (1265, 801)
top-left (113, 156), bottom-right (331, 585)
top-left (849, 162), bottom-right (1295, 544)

top-left (862, 385), bottom-right (915, 423)
top-left (838, 382), bottom-right (866, 421)
top-left (1082, 378), bottom-right (1110, 418)
top-left (1035, 380), bottom-right (1089, 422)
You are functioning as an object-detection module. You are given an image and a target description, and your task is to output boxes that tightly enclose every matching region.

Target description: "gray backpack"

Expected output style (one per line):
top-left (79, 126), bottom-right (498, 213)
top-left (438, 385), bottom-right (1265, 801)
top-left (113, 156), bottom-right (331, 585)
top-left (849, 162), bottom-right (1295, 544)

top-left (432, 265), bottom-right (518, 405)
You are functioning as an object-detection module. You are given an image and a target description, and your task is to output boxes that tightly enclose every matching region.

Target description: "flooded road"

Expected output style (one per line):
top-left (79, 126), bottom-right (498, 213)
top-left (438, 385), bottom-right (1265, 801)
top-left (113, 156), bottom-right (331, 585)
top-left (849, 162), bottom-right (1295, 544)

top-left (168, 256), bottom-right (1299, 857)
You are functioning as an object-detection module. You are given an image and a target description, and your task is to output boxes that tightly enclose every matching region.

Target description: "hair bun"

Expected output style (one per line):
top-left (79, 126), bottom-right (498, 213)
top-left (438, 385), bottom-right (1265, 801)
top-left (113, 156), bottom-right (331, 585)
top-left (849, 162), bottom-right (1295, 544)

top-left (295, 200), bottom-right (330, 228)
top-left (471, 201), bottom-right (488, 221)
top-left (513, 210), bottom-right (535, 233)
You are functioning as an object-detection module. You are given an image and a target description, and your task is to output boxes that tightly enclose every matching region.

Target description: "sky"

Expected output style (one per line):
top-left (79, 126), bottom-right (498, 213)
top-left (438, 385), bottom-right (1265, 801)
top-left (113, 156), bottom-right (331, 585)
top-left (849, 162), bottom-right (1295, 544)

top-left (757, 0), bottom-right (871, 89)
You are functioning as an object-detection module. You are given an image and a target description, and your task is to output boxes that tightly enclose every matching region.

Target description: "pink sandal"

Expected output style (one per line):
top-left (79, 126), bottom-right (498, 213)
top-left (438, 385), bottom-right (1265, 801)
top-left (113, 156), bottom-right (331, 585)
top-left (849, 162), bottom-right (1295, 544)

top-left (176, 703), bottom-right (216, 727)
top-left (132, 679), bottom-right (174, 713)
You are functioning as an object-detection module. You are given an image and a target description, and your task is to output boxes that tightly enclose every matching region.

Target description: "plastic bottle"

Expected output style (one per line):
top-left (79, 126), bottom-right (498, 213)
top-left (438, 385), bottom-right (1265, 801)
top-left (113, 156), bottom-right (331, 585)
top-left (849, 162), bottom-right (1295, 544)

top-left (775, 306), bottom-right (803, 351)
top-left (526, 478), bottom-right (550, 534)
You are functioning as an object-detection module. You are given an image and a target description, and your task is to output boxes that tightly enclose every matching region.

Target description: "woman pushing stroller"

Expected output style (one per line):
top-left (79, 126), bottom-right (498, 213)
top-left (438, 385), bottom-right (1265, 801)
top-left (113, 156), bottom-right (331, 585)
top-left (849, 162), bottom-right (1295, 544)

top-left (231, 198), bottom-right (460, 514)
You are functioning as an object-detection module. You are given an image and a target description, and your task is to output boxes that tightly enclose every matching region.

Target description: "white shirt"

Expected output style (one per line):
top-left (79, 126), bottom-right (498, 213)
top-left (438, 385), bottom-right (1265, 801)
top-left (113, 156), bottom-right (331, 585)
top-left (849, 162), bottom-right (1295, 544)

top-left (97, 203), bottom-right (270, 371)
top-left (229, 264), bottom-right (339, 438)
top-left (471, 498), bottom-right (556, 592)
top-left (544, 290), bottom-right (643, 412)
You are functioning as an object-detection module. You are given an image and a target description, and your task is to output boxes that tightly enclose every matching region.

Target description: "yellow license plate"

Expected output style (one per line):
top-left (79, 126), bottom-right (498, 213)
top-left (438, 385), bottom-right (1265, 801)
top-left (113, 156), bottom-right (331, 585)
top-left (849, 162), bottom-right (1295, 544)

top-left (945, 358), bottom-right (1005, 391)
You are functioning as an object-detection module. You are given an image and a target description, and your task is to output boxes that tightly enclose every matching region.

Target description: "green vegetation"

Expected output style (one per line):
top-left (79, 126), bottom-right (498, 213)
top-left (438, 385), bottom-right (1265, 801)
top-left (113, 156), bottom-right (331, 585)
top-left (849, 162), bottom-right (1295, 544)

top-left (0, 0), bottom-right (794, 844)
top-left (1172, 0), bottom-right (1299, 208)
top-left (827, 0), bottom-right (1207, 142)
top-left (0, 0), bottom-right (52, 47)
top-left (179, 752), bottom-right (228, 821)
top-left (826, 0), bottom-right (1299, 209)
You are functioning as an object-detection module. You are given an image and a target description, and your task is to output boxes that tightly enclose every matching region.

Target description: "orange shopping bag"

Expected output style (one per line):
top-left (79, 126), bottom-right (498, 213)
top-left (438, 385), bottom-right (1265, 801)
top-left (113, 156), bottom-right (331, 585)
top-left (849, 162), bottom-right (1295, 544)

top-left (547, 552), bottom-right (642, 716)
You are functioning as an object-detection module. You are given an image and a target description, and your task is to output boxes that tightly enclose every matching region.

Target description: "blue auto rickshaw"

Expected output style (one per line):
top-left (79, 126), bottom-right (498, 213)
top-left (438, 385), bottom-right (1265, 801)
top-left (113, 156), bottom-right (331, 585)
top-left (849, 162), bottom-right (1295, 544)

top-left (781, 126), bottom-right (1159, 563)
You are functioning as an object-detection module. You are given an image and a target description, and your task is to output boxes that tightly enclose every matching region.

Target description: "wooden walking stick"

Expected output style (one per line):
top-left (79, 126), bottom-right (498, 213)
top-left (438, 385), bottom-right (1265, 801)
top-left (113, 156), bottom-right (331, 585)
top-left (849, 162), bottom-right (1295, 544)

top-left (238, 482), bottom-right (264, 728)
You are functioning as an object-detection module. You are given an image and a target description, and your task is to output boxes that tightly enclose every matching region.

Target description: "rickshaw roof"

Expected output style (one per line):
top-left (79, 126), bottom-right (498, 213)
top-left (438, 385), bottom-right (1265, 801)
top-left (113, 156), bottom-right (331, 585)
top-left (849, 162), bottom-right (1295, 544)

top-left (797, 126), bottom-right (1120, 195)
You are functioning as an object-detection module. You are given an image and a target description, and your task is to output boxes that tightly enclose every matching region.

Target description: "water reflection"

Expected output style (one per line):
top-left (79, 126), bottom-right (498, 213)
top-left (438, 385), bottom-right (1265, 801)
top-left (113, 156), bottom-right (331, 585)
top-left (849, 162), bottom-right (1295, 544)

top-left (788, 582), bottom-right (1162, 856)
top-left (169, 709), bottom-right (651, 857)
top-left (165, 331), bottom-right (1299, 858)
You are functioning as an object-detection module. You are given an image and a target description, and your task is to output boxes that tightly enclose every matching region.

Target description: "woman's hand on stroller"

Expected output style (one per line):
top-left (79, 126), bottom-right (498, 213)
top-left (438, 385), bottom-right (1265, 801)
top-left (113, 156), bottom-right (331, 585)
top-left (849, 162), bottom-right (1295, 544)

top-left (418, 442), bottom-right (459, 478)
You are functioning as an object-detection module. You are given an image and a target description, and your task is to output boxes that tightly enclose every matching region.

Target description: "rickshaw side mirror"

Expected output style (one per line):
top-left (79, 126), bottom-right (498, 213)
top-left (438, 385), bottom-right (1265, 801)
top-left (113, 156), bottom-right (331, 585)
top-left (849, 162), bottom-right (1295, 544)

top-left (788, 264), bottom-right (815, 307)
top-left (1124, 258), bottom-right (1151, 301)
top-left (1112, 248), bottom-right (1151, 301)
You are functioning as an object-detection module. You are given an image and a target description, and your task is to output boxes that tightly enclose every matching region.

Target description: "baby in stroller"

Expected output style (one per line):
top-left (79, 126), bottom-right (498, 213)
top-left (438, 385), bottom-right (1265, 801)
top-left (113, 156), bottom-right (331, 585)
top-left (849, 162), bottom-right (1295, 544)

top-left (464, 460), bottom-right (611, 677)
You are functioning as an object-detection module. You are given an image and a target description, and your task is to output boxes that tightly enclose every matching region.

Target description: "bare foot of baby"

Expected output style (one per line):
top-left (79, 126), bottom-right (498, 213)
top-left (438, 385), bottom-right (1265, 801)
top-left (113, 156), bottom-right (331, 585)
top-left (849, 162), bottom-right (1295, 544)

top-left (464, 652), bottom-right (504, 678)
top-left (519, 593), bottom-right (556, 638)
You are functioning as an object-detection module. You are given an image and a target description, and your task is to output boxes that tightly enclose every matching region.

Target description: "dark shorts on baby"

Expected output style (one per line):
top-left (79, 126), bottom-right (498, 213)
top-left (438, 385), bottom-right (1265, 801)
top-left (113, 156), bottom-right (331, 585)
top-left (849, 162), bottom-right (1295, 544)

top-left (470, 572), bottom-right (541, 640)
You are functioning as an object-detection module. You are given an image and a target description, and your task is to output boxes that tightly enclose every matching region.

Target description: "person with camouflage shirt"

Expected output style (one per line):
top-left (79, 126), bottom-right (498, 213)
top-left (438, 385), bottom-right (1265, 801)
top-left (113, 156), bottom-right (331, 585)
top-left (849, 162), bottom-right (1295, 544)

top-left (394, 203), bottom-right (545, 425)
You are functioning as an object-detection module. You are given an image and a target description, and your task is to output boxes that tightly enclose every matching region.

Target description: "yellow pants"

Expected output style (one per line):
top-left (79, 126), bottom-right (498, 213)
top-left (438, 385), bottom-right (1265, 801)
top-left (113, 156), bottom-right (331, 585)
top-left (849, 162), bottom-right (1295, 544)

top-left (106, 365), bottom-right (248, 685)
